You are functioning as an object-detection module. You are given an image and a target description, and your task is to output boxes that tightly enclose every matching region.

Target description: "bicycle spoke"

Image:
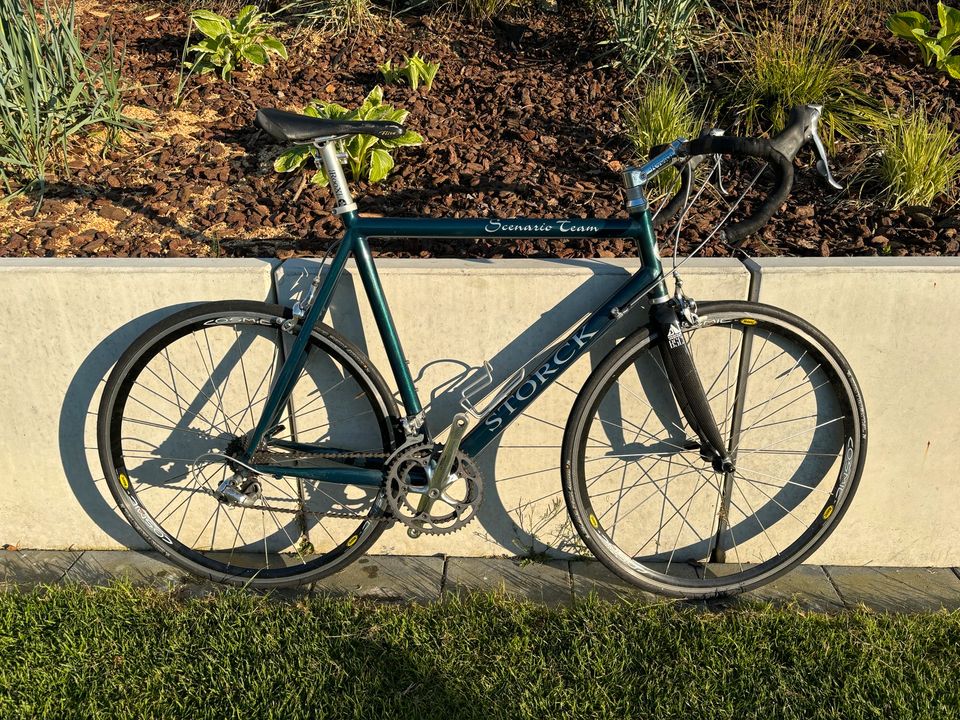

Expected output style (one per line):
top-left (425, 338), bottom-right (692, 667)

top-left (734, 471), bottom-right (812, 528)
top-left (739, 371), bottom-right (828, 435)
top-left (735, 416), bottom-right (845, 454)
top-left (631, 471), bottom-right (715, 560)
top-left (233, 337), bottom-right (277, 432)
top-left (732, 481), bottom-right (779, 558)
top-left (588, 466), bottom-right (703, 499)
top-left (104, 310), bottom-right (393, 582)
top-left (736, 412), bottom-right (820, 434)
top-left (593, 415), bottom-right (693, 455)
top-left (732, 464), bottom-right (833, 495)
top-left (616, 378), bottom-right (689, 439)
top-left (262, 503), bottom-right (307, 565)
top-left (199, 328), bottom-right (239, 437)
top-left (134, 374), bottom-right (220, 433)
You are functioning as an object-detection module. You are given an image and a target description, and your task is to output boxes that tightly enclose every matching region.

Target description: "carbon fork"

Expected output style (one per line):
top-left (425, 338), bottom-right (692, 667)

top-left (651, 302), bottom-right (734, 473)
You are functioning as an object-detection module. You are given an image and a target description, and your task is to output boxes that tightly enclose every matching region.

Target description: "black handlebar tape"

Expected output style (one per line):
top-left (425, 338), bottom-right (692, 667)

top-left (679, 135), bottom-right (795, 245)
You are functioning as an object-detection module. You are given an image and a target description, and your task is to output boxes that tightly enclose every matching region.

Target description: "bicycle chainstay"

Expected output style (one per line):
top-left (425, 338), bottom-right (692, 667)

top-left (234, 448), bottom-right (392, 521)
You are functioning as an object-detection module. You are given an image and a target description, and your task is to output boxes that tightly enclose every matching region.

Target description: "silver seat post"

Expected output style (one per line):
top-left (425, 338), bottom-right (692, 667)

top-left (315, 138), bottom-right (357, 216)
top-left (282, 139), bottom-right (358, 330)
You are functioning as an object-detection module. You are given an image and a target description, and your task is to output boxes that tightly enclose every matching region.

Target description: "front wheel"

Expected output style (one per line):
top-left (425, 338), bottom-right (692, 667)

top-left (97, 301), bottom-right (400, 588)
top-left (562, 301), bottom-right (866, 599)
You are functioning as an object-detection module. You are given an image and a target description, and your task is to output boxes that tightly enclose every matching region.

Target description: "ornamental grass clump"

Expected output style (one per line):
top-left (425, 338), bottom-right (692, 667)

top-left (870, 109), bottom-right (960, 208)
top-left (275, 0), bottom-right (380, 36)
top-left (602, 0), bottom-right (709, 80)
top-left (624, 76), bottom-right (701, 199)
top-left (727, 0), bottom-right (875, 144)
top-left (0, 0), bottom-right (133, 200)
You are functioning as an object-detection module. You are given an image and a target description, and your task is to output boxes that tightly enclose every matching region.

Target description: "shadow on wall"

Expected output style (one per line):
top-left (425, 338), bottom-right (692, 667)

top-left (282, 259), bottom-right (650, 559)
top-left (57, 281), bottom-right (276, 548)
top-left (59, 303), bottom-right (204, 548)
top-left (62, 260), bottom-right (796, 562)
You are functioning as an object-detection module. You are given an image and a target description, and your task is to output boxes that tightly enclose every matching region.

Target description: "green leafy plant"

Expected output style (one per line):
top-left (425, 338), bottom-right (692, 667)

top-left (726, 2), bottom-right (876, 144)
top-left (601, 0), bottom-right (708, 80)
top-left (0, 0), bottom-right (135, 200)
top-left (379, 53), bottom-right (440, 91)
top-left (273, 86), bottom-right (423, 186)
top-left (624, 76), bottom-right (702, 199)
top-left (186, 5), bottom-right (287, 81)
top-left (868, 109), bottom-right (960, 208)
top-left (889, 2), bottom-right (960, 79)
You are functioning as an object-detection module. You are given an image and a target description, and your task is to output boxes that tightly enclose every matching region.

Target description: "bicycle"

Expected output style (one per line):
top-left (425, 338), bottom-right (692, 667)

top-left (96, 104), bottom-right (866, 599)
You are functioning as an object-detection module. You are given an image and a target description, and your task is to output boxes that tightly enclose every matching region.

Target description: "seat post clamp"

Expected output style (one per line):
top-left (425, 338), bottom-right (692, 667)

top-left (333, 202), bottom-right (358, 216)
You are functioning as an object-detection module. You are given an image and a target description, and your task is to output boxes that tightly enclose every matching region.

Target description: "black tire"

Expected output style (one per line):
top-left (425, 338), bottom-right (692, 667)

top-left (562, 301), bottom-right (866, 599)
top-left (97, 301), bottom-right (400, 588)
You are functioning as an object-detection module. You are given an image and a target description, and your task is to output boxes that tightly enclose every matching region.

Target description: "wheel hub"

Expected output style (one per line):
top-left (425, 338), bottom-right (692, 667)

top-left (696, 442), bottom-right (735, 474)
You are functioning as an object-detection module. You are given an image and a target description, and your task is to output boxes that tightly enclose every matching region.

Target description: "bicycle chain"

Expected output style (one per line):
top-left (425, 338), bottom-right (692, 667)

top-left (222, 449), bottom-right (394, 521)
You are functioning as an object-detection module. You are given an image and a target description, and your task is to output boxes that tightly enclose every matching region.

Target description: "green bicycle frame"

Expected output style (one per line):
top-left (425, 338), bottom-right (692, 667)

top-left (240, 209), bottom-right (670, 485)
top-left (240, 140), bottom-right (672, 486)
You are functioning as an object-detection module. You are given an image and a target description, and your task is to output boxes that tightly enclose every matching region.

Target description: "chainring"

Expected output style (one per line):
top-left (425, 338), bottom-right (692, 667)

top-left (385, 441), bottom-right (483, 536)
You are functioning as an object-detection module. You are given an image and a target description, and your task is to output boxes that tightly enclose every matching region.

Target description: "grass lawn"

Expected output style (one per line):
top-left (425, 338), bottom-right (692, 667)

top-left (1, 584), bottom-right (959, 719)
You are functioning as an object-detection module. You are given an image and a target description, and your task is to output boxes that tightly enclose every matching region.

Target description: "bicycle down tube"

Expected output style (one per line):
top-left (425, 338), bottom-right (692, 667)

top-left (241, 207), bottom-right (671, 480)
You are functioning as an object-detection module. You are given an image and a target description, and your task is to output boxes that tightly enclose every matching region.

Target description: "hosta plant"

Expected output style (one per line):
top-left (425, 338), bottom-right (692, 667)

top-left (889, 2), bottom-right (960, 79)
top-left (186, 5), bottom-right (287, 81)
top-left (379, 53), bottom-right (440, 92)
top-left (273, 86), bottom-right (423, 186)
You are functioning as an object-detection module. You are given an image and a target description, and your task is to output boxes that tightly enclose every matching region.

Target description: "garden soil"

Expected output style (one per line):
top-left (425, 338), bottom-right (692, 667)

top-left (2, 0), bottom-right (958, 259)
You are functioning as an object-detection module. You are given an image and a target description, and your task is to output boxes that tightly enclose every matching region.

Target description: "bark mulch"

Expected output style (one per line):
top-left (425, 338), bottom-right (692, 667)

top-left (2, 0), bottom-right (958, 259)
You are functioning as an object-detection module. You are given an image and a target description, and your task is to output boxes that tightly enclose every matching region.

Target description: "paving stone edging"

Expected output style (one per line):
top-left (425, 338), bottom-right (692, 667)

top-left (3, 551), bottom-right (960, 613)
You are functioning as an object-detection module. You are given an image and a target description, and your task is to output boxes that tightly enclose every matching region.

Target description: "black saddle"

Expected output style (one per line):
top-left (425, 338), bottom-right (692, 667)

top-left (255, 108), bottom-right (405, 143)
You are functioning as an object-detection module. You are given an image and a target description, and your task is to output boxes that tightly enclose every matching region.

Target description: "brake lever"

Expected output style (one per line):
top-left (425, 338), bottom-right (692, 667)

top-left (770, 104), bottom-right (843, 191)
top-left (810, 130), bottom-right (843, 190)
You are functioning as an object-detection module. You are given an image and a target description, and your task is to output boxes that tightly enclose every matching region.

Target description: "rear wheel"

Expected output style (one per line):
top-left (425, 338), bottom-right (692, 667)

top-left (562, 301), bottom-right (866, 598)
top-left (97, 301), bottom-right (399, 588)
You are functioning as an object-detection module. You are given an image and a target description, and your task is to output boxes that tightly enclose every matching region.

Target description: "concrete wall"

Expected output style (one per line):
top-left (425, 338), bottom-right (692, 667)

top-left (1, 257), bottom-right (957, 565)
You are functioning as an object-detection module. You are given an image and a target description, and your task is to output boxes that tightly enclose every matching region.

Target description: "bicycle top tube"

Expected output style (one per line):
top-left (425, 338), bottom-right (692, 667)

top-left (344, 214), bottom-right (652, 241)
top-left (311, 132), bottom-right (656, 243)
